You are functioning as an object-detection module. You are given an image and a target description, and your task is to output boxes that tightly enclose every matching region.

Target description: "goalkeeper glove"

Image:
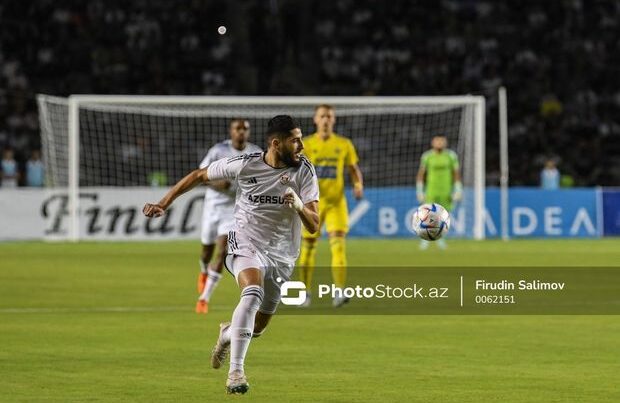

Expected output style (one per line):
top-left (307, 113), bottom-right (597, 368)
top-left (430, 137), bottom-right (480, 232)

top-left (452, 181), bottom-right (463, 202)
top-left (284, 187), bottom-right (304, 212)
top-left (416, 181), bottom-right (425, 203)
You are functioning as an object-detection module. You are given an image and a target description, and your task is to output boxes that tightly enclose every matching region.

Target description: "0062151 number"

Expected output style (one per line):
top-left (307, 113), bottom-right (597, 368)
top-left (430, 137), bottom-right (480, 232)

top-left (474, 295), bottom-right (516, 304)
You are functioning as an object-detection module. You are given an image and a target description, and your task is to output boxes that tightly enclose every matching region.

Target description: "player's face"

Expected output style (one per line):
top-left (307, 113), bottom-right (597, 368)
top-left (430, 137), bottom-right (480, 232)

top-left (313, 107), bottom-right (335, 133)
top-left (278, 128), bottom-right (304, 167)
top-left (230, 120), bottom-right (250, 146)
top-left (432, 136), bottom-right (447, 151)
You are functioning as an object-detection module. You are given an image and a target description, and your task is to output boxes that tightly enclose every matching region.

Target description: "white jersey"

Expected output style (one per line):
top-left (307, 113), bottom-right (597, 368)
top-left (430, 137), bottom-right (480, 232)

top-left (207, 152), bottom-right (319, 263)
top-left (199, 140), bottom-right (262, 208)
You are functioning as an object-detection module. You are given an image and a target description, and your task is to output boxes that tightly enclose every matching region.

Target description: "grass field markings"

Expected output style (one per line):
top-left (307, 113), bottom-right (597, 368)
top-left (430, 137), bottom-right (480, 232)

top-left (0, 305), bottom-right (231, 314)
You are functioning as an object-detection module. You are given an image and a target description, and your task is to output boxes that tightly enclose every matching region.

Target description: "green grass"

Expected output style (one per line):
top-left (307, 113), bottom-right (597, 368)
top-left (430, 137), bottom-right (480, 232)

top-left (1, 239), bottom-right (620, 402)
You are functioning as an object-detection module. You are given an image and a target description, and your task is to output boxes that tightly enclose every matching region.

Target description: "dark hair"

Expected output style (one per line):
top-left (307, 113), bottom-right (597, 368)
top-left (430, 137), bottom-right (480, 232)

top-left (314, 104), bottom-right (334, 112)
top-left (229, 118), bottom-right (249, 128)
top-left (266, 115), bottom-right (299, 143)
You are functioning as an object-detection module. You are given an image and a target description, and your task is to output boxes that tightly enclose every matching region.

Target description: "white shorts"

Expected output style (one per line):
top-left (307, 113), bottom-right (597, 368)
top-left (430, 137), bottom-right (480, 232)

top-left (200, 203), bottom-right (234, 245)
top-left (225, 230), bottom-right (295, 315)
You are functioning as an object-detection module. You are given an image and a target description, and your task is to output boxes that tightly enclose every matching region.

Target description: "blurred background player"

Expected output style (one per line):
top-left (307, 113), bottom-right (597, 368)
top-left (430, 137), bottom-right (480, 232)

top-left (26, 149), bottom-right (45, 187)
top-left (1, 148), bottom-right (18, 188)
top-left (416, 136), bottom-right (462, 250)
top-left (195, 119), bottom-right (262, 314)
top-left (299, 104), bottom-right (363, 307)
top-left (541, 159), bottom-right (560, 190)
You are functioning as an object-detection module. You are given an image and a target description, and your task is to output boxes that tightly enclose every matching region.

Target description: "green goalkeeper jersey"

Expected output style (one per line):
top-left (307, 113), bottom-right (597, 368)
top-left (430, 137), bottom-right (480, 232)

top-left (420, 149), bottom-right (459, 196)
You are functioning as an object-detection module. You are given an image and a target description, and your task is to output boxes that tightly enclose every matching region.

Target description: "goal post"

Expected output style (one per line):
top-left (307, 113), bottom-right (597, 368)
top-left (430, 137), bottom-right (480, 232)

top-left (68, 97), bottom-right (80, 242)
top-left (37, 95), bottom-right (486, 241)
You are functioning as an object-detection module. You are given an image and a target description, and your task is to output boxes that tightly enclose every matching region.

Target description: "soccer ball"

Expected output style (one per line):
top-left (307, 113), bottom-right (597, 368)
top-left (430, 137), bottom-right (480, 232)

top-left (412, 203), bottom-right (450, 241)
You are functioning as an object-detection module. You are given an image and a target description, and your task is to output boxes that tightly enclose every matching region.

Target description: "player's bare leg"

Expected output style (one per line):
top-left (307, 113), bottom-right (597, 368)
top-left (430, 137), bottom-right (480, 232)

top-left (198, 244), bottom-right (215, 293)
top-left (299, 237), bottom-right (317, 307)
top-left (196, 244), bottom-right (216, 313)
top-left (329, 231), bottom-right (350, 307)
top-left (252, 311), bottom-right (273, 337)
top-left (212, 235), bottom-right (228, 275)
top-left (211, 266), bottom-right (263, 394)
top-left (197, 236), bottom-right (227, 313)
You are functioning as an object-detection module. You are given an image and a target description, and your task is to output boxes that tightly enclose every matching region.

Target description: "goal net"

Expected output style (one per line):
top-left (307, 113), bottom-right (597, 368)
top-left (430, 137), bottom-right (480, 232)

top-left (37, 95), bottom-right (485, 241)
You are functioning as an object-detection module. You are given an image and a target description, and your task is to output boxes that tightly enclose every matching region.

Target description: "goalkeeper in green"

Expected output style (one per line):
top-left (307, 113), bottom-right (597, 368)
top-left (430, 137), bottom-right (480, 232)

top-left (416, 135), bottom-right (462, 249)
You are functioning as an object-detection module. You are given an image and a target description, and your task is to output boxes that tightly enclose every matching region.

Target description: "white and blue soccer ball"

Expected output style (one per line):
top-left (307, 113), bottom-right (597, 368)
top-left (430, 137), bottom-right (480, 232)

top-left (412, 203), bottom-right (450, 241)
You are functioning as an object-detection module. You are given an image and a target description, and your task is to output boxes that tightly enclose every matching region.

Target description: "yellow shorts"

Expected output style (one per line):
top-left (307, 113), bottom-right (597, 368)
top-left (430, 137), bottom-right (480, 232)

top-left (302, 197), bottom-right (349, 239)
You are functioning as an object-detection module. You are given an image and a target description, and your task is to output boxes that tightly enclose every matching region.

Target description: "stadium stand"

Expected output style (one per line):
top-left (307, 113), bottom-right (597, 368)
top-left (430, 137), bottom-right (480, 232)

top-left (1, 0), bottom-right (619, 186)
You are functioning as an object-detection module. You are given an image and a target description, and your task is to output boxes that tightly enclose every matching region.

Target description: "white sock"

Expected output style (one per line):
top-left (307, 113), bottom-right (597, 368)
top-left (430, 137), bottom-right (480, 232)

top-left (199, 269), bottom-right (222, 302)
top-left (199, 260), bottom-right (209, 274)
top-left (229, 285), bottom-right (263, 374)
top-left (221, 325), bottom-right (264, 343)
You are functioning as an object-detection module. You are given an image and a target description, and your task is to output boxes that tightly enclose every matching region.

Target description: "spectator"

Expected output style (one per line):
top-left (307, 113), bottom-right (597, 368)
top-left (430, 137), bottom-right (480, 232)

top-left (2, 1), bottom-right (620, 186)
top-left (1, 148), bottom-right (19, 188)
top-left (541, 159), bottom-right (560, 190)
top-left (26, 149), bottom-right (44, 187)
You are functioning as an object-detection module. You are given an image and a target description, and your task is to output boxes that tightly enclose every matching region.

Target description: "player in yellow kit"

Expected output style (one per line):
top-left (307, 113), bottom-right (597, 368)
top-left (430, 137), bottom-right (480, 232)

top-left (299, 104), bottom-right (364, 307)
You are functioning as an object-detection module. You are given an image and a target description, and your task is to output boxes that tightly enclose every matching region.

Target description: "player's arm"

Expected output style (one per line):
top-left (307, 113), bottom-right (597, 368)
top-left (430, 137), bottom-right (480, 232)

top-left (143, 168), bottom-right (210, 217)
top-left (348, 164), bottom-right (364, 200)
top-left (345, 139), bottom-right (364, 199)
top-left (144, 156), bottom-right (242, 217)
top-left (284, 164), bottom-right (320, 233)
top-left (416, 163), bottom-right (426, 203)
top-left (299, 201), bottom-right (319, 234)
top-left (284, 188), bottom-right (319, 234)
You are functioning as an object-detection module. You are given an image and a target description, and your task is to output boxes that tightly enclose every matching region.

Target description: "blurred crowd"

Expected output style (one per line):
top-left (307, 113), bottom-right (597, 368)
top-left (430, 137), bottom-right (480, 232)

top-left (2, 0), bottom-right (620, 187)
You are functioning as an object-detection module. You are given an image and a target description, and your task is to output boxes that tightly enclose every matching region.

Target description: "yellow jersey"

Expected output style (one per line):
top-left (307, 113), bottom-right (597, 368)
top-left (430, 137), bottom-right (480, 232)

top-left (303, 132), bottom-right (359, 204)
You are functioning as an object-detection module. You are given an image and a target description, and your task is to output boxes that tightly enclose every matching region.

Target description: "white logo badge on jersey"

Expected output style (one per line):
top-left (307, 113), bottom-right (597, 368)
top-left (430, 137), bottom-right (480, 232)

top-left (279, 174), bottom-right (290, 185)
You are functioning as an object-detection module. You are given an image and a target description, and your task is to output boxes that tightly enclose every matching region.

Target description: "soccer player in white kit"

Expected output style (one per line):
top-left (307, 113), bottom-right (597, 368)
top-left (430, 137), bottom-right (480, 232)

top-left (196, 119), bottom-right (262, 314)
top-left (143, 115), bottom-right (319, 395)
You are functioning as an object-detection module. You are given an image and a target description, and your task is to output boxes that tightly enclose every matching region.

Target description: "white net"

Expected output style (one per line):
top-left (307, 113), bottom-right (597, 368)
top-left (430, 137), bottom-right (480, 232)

top-left (37, 96), bottom-right (483, 238)
top-left (38, 96), bottom-right (70, 187)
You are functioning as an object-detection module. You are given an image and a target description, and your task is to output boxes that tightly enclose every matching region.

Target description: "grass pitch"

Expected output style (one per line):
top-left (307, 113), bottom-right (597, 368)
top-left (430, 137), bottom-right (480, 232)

top-left (1, 239), bottom-right (619, 402)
